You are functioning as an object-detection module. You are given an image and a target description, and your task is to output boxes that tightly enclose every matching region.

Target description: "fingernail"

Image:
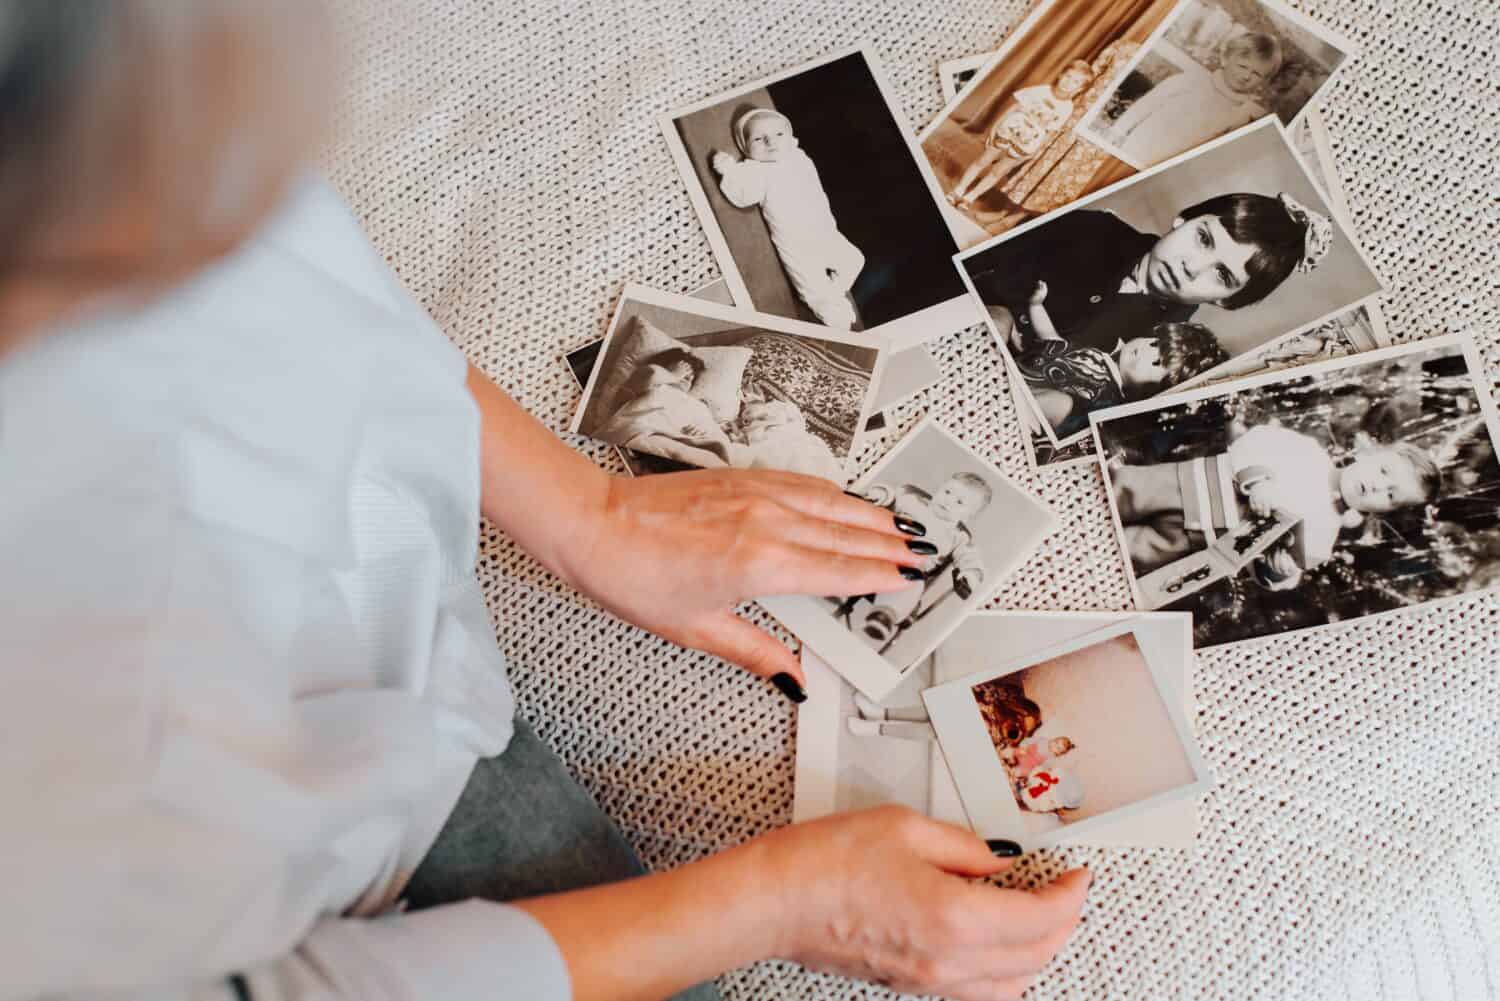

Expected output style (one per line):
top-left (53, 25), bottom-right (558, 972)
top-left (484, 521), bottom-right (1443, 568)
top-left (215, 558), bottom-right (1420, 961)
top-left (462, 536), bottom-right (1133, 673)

top-left (906, 539), bottom-right (938, 556)
top-left (987, 839), bottom-right (1023, 857)
top-left (899, 566), bottom-right (925, 581)
top-left (770, 672), bottom-right (807, 704)
top-left (894, 516), bottom-right (926, 537)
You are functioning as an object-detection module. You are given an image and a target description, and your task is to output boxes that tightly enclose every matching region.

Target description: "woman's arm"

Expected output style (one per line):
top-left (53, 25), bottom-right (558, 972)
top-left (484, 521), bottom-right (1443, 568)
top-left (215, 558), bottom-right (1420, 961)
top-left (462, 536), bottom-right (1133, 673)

top-left (466, 364), bottom-right (926, 687)
top-left (516, 806), bottom-right (1092, 1001)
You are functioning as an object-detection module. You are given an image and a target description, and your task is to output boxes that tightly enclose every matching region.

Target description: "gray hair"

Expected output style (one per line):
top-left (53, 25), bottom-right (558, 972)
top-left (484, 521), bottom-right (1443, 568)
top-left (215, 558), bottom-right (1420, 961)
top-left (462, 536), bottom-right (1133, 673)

top-left (0, 1), bottom-right (332, 281)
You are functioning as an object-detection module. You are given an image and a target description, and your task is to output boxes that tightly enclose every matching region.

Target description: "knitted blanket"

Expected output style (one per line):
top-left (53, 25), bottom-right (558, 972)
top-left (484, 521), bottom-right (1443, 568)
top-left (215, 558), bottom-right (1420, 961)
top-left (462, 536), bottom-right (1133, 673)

top-left (321, 1), bottom-right (1500, 997)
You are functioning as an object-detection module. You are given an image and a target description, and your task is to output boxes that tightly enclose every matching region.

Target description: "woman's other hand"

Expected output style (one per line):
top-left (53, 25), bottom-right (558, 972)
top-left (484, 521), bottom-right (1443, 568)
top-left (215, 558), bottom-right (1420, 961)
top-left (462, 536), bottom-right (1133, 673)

top-left (758, 806), bottom-right (1091, 1000)
top-left (556, 468), bottom-right (929, 691)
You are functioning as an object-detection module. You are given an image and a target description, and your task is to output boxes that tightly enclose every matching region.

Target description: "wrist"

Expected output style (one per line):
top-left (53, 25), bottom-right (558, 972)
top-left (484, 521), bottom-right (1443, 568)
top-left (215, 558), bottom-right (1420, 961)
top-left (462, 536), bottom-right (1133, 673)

top-left (727, 826), bottom-right (827, 965)
top-left (547, 464), bottom-right (614, 592)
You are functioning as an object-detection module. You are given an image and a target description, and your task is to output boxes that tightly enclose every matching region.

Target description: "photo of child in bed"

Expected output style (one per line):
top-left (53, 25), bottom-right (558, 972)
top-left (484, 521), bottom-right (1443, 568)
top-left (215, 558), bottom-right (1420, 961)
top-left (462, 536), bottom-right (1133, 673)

top-left (596, 345), bottom-right (845, 482)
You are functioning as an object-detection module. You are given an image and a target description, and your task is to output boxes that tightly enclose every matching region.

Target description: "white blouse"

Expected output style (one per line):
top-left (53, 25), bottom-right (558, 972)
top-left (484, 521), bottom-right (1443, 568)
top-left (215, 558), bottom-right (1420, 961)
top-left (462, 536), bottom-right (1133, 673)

top-left (0, 178), bottom-right (569, 1001)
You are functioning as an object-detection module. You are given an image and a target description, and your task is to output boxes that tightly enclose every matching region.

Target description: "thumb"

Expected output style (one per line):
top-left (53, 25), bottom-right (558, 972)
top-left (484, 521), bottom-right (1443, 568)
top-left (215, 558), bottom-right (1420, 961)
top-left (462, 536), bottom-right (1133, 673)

top-left (906, 814), bottom-right (1016, 879)
top-left (690, 610), bottom-right (803, 686)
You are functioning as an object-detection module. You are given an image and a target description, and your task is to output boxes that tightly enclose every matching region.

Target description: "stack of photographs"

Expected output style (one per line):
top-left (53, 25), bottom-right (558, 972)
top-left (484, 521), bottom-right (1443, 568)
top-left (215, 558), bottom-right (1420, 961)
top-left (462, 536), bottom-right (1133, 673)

top-left (556, 0), bottom-right (1500, 860)
top-left (795, 612), bottom-right (1208, 851)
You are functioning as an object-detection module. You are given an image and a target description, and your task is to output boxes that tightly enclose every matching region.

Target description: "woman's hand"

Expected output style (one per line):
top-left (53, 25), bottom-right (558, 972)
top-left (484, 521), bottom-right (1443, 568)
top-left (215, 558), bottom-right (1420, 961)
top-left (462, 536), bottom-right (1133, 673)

top-left (554, 468), bottom-right (931, 694)
top-left (757, 806), bottom-right (1091, 1000)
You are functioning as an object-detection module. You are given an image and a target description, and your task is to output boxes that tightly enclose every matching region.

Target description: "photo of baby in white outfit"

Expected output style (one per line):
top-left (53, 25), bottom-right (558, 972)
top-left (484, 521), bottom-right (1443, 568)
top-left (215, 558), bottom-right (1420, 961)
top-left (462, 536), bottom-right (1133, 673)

top-left (713, 109), bottom-right (866, 330)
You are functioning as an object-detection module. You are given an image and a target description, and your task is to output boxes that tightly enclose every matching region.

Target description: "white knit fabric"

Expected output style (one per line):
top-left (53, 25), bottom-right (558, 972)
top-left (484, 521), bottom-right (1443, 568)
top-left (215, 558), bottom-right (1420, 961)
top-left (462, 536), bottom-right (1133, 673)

top-left (319, 1), bottom-right (1500, 997)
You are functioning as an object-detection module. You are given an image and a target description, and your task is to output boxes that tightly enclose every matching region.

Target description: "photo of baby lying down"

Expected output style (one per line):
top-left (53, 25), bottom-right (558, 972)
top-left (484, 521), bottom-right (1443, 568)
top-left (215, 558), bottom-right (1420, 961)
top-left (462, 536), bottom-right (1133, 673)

top-left (922, 624), bottom-right (1210, 848)
top-left (571, 285), bottom-right (884, 484)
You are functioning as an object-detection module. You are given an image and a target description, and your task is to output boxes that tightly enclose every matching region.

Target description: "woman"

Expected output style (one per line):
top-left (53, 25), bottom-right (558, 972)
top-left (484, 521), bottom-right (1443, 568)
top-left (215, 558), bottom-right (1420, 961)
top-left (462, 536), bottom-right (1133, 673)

top-left (0, 6), bottom-right (1089, 1001)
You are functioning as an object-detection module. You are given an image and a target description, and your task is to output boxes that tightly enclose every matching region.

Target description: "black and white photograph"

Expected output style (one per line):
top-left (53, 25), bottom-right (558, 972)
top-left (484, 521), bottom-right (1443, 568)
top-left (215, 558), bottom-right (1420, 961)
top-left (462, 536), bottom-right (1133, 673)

top-left (922, 620), bottom-right (1211, 849)
top-left (570, 284), bottom-right (885, 483)
top-left (759, 418), bottom-right (1056, 701)
top-left (1092, 335), bottom-right (1500, 649)
top-left (794, 614), bottom-right (1201, 848)
top-left (660, 48), bottom-right (980, 351)
top-left (1076, 0), bottom-right (1354, 170)
top-left (958, 118), bottom-right (1384, 449)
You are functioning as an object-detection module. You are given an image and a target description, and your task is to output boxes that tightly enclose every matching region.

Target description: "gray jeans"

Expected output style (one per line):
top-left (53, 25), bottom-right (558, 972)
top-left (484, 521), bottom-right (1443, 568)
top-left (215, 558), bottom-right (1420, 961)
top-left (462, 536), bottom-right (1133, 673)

top-left (403, 718), bottom-right (722, 1001)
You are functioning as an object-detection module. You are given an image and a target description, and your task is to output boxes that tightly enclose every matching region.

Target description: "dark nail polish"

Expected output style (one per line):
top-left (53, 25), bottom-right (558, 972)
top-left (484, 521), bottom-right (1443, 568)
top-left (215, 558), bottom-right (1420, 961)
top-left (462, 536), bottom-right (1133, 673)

top-left (899, 566), bottom-right (925, 582)
top-left (844, 489), bottom-right (866, 501)
top-left (987, 839), bottom-right (1023, 857)
top-left (906, 539), bottom-right (939, 556)
top-left (770, 672), bottom-right (807, 704)
top-left (894, 516), bottom-right (926, 537)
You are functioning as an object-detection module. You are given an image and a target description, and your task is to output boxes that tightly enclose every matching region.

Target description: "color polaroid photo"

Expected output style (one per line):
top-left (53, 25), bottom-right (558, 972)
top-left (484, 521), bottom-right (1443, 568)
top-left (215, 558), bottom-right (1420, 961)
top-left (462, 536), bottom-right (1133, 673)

top-left (794, 611), bottom-right (1202, 848)
top-left (759, 417), bottom-right (1056, 701)
top-left (1074, 0), bottom-right (1356, 171)
top-left (923, 619), bottom-right (1212, 849)
top-left (1091, 334), bottom-right (1500, 650)
top-left (660, 48), bottom-right (980, 351)
top-left (570, 284), bottom-right (886, 484)
top-left (956, 118), bottom-right (1384, 451)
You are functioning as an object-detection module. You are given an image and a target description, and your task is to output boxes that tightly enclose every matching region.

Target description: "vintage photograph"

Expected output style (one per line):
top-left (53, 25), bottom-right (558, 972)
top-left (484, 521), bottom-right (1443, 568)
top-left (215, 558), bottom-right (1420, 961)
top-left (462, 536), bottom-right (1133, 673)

top-left (660, 49), bottom-right (978, 350)
top-left (920, 0), bottom-right (1181, 248)
top-left (570, 284), bottom-right (885, 483)
top-left (793, 613), bottom-right (1201, 848)
top-left (923, 620), bottom-right (1210, 848)
top-left (760, 418), bottom-right (1056, 701)
top-left (1092, 336), bottom-right (1500, 649)
top-left (958, 119), bottom-right (1383, 448)
top-left (1077, 0), bottom-right (1354, 170)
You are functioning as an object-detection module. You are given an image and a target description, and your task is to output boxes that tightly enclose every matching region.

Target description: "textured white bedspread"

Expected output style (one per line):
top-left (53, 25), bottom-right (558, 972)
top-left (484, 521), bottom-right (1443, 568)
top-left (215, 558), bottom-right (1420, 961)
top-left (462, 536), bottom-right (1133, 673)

top-left (321, 1), bottom-right (1500, 997)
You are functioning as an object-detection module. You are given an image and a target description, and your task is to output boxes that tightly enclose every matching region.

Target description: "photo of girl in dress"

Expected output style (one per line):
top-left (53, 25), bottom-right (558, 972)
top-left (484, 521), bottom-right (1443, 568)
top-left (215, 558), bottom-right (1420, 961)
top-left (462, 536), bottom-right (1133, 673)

top-left (958, 119), bottom-right (1383, 446)
top-left (1078, 0), bottom-right (1353, 170)
top-left (920, 0), bottom-right (1181, 248)
top-left (1093, 337), bottom-right (1500, 649)
top-left (662, 50), bottom-right (975, 348)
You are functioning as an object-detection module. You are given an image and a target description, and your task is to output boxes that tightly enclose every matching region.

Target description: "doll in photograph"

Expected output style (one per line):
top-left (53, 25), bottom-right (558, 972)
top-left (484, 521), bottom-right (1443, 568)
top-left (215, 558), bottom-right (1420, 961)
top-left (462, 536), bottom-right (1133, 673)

top-left (837, 473), bottom-right (992, 647)
top-left (1111, 30), bottom-right (1281, 166)
top-left (1110, 424), bottom-right (1444, 584)
top-left (712, 109), bottom-right (866, 330)
top-left (947, 60), bottom-right (1094, 211)
top-left (1016, 280), bottom-right (1229, 438)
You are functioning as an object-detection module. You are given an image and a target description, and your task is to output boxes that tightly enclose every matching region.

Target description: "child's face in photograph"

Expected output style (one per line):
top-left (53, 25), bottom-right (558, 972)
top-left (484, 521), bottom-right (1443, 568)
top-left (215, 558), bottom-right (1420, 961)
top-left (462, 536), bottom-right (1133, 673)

top-left (738, 402), bottom-right (796, 441)
top-left (1117, 337), bottom-right (1169, 388)
top-left (745, 117), bottom-right (793, 162)
top-left (1054, 65), bottom-right (1092, 98)
top-left (1145, 216), bottom-right (1257, 305)
top-left (1339, 447), bottom-right (1429, 513)
top-left (930, 478), bottom-right (987, 523)
top-left (1222, 50), bottom-right (1278, 95)
top-left (1048, 737), bottom-right (1074, 756)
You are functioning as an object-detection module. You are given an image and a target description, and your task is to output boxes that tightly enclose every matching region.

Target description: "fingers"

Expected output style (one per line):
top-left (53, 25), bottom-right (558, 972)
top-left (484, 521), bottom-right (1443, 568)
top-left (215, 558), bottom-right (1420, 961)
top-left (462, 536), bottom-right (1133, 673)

top-left (902, 814), bottom-right (1015, 879)
top-left (685, 610), bottom-right (801, 683)
top-left (752, 543), bottom-right (921, 599)
top-left (959, 868), bottom-right (1092, 946)
top-left (743, 473), bottom-right (918, 539)
top-left (772, 505), bottom-right (928, 569)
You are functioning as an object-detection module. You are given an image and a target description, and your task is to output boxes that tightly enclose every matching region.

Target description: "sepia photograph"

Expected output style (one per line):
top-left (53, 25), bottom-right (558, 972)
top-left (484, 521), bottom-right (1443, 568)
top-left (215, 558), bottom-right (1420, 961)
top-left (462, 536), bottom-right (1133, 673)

top-left (793, 614), bottom-right (1202, 848)
top-left (923, 620), bottom-right (1210, 849)
top-left (570, 284), bottom-right (885, 483)
top-left (958, 119), bottom-right (1383, 448)
top-left (920, 0), bottom-right (1181, 248)
top-left (1077, 0), bottom-right (1355, 170)
top-left (1092, 335), bottom-right (1500, 649)
top-left (660, 48), bottom-right (978, 350)
top-left (760, 419), bottom-right (1056, 701)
